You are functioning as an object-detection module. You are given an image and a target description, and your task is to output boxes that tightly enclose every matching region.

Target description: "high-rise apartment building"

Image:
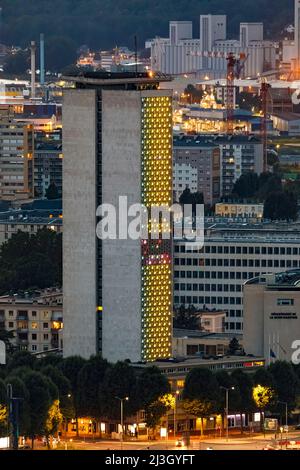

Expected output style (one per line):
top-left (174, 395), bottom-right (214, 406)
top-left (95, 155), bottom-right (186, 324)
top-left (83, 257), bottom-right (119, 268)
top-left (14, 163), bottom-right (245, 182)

top-left (63, 72), bottom-right (173, 363)
top-left (173, 136), bottom-right (221, 205)
top-left (0, 108), bottom-right (34, 201)
top-left (240, 23), bottom-right (263, 49)
top-left (200, 15), bottom-right (227, 69)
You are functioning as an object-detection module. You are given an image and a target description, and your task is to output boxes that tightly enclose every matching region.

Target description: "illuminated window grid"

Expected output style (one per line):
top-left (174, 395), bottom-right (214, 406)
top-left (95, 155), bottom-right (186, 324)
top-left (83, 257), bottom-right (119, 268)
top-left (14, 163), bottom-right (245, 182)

top-left (141, 96), bottom-right (172, 207)
top-left (141, 95), bottom-right (173, 362)
top-left (141, 264), bottom-right (172, 362)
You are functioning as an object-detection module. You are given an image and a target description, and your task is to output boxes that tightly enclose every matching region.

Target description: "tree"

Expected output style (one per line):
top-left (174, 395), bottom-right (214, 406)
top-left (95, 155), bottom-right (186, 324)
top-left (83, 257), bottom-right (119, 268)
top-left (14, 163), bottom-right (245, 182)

top-left (0, 329), bottom-right (16, 355)
top-left (183, 84), bottom-right (204, 104)
top-left (231, 370), bottom-right (254, 433)
top-left (99, 362), bottom-right (138, 419)
top-left (45, 399), bottom-right (63, 448)
top-left (0, 379), bottom-right (7, 437)
top-left (228, 337), bottom-right (242, 355)
top-left (3, 50), bottom-right (30, 75)
top-left (7, 351), bottom-right (37, 372)
top-left (4, 376), bottom-right (30, 439)
top-left (45, 36), bottom-right (77, 72)
top-left (257, 173), bottom-right (282, 199)
top-left (183, 368), bottom-right (221, 435)
top-left (134, 366), bottom-right (170, 410)
top-left (144, 400), bottom-right (168, 434)
top-left (59, 356), bottom-right (86, 437)
top-left (268, 361), bottom-right (300, 413)
top-left (77, 356), bottom-right (109, 428)
top-left (0, 229), bottom-right (62, 294)
top-left (22, 371), bottom-right (53, 448)
top-left (173, 305), bottom-right (199, 330)
top-left (252, 369), bottom-right (276, 431)
top-left (232, 173), bottom-right (259, 199)
top-left (263, 191), bottom-right (298, 221)
top-left (40, 365), bottom-right (73, 426)
top-left (237, 91), bottom-right (261, 112)
top-left (45, 182), bottom-right (59, 200)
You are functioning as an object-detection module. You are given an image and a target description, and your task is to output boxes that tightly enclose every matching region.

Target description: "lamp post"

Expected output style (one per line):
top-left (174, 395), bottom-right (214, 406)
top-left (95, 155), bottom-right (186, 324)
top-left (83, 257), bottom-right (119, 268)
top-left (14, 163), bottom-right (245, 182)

top-left (115, 396), bottom-right (129, 447)
top-left (174, 390), bottom-right (180, 440)
top-left (220, 386), bottom-right (235, 442)
top-left (278, 401), bottom-right (288, 447)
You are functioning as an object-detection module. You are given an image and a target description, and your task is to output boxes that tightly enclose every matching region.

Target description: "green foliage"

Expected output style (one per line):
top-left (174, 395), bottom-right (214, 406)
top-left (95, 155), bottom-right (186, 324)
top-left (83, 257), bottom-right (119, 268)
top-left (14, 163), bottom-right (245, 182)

top-left (179, 188), bottom-right (204, 206)
top-left (46, 182), bottom-right (59, 200)
top-left (263, 191), bottom-right (298, 221)
top-left (173, 305), bottom-right (199, 330)
top-left (184, 84), bottom-right (204, 104)
top-left (22, 370), bottom-right (54, 445)
top-left (183, 368), bottom-right (221, 418)
top-left (0, 0), bottom-right (292, 70)
top-left (268, 361), bottom-right (300, 411)
top-left (134, 366), bottom-right (170, 410)
top-left (237, 91), bottom-right (261, 112)
top-left (99, 361), bottom-right (138, 418)
top-left (228, 337), bottom-right (241, 355)
top-left (59, 356), bottom-right (87, 422)
top-left (7, 351), bottom-right (37, 372)
top-left (231, 370), bottom-right (254, 413)
top-left (0, 379), bottom-right (7, 437)
top-left (40, 365), bottom-right (74, 419)
top-left (0, 329), bottom-right (16, 355)
top-left (3, 49), bottom-right (30, 74)
top-left (4, 376), bottom-right (31, 436)
top-left (77, 355), bottom-right (109, 419)
top-left (0, 229), bottom-right (62, 295)
top-left (232, 173), bottom-right (259, 199)
top-left (145, 400), bottom-right (167, 430)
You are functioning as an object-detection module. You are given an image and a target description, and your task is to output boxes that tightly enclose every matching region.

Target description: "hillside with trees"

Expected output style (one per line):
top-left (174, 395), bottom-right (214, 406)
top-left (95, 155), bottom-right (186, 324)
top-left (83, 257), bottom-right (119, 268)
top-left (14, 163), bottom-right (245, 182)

top-left (0, 0), bottom-right (294, 71)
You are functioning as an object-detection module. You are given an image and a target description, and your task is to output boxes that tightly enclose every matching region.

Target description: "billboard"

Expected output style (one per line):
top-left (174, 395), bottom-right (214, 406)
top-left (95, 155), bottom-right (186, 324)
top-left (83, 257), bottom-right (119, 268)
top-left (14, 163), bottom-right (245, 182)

top-left (264, 418), bottom-right (278, 431)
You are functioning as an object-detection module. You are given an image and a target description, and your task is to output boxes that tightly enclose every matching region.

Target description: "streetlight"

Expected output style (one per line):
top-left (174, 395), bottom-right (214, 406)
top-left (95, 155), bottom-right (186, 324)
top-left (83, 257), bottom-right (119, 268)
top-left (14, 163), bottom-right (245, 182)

top-left (174, 390), bottom-right (180, 440)
top-left (115, 396), bottom-right (129, 446)
top-left (278, 401), bottom-right (288, 447)
top-left (220, 386), bottom-right (235, 442)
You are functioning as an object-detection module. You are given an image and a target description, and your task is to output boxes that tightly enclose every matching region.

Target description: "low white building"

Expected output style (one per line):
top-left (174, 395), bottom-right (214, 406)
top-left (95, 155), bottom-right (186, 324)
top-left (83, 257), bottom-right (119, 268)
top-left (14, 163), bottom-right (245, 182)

top-left (215, 202), bottom-right (264, 219)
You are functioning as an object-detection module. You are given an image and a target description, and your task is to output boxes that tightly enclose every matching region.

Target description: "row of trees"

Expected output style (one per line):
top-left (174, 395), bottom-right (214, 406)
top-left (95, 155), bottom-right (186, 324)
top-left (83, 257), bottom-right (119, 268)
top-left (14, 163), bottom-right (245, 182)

top-left (232, 172), bottom-right (298, 221)
top-left (0, 0), bottom-right (291, 71)
top-left (1, 351), bottom-right (300, 445)
top-left (0, 352), bottom-right (170, 447)
top-left (0, 228), bottom-right (62, 295)
top-left (183, 361), bottom-right (300, 434)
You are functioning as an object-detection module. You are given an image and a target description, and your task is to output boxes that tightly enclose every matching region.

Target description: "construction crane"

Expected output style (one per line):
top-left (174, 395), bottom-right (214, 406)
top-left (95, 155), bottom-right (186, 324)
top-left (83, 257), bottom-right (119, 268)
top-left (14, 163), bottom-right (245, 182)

top-left (260, 79), bottom-right (271, 173)
top-left (226, 52), bottom-right (248, 134)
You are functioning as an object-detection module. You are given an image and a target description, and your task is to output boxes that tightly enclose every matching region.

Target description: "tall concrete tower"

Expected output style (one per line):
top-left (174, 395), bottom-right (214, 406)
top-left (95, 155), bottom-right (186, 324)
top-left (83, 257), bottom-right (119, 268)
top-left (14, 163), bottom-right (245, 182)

top-left (62, 72), bottom-right (173, 363)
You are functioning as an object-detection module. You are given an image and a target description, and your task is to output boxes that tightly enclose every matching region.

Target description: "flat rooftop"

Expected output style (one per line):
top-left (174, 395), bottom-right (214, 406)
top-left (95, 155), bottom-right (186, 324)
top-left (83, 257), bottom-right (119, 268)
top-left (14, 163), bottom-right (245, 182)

top-left (173, 329), bottom-right (242, 340)
top-left (62, 71), bottom-right (172, 88)
top-left (245, 269), bottom-right (300, 287)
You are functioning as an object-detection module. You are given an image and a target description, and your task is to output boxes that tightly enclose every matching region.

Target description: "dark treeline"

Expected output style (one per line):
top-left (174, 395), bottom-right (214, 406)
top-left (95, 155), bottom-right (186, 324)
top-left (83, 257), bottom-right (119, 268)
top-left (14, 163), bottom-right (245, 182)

top-left (0, 0), bottom-right (294, 71)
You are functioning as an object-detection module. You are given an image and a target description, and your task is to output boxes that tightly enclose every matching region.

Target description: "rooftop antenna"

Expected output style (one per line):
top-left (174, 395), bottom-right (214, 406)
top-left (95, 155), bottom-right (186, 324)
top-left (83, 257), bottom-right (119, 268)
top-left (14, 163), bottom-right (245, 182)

top-left (134, 35), bottom-right (138, 76)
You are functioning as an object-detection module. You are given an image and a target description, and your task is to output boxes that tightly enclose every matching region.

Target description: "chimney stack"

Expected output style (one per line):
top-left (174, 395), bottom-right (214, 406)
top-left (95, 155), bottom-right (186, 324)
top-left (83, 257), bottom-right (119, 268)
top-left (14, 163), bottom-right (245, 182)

top-left (40, 34), bottom-right (45, 86)
top-left (30, 41), bottom-right (36, 98)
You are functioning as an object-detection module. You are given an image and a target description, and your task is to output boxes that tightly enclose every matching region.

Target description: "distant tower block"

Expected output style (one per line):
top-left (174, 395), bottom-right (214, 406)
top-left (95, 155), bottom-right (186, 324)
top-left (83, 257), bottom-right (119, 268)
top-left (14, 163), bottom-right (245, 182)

top-left (30, 41), bottom-right (36, 98)
top-left (40, 34), bottom-right (45, 86)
